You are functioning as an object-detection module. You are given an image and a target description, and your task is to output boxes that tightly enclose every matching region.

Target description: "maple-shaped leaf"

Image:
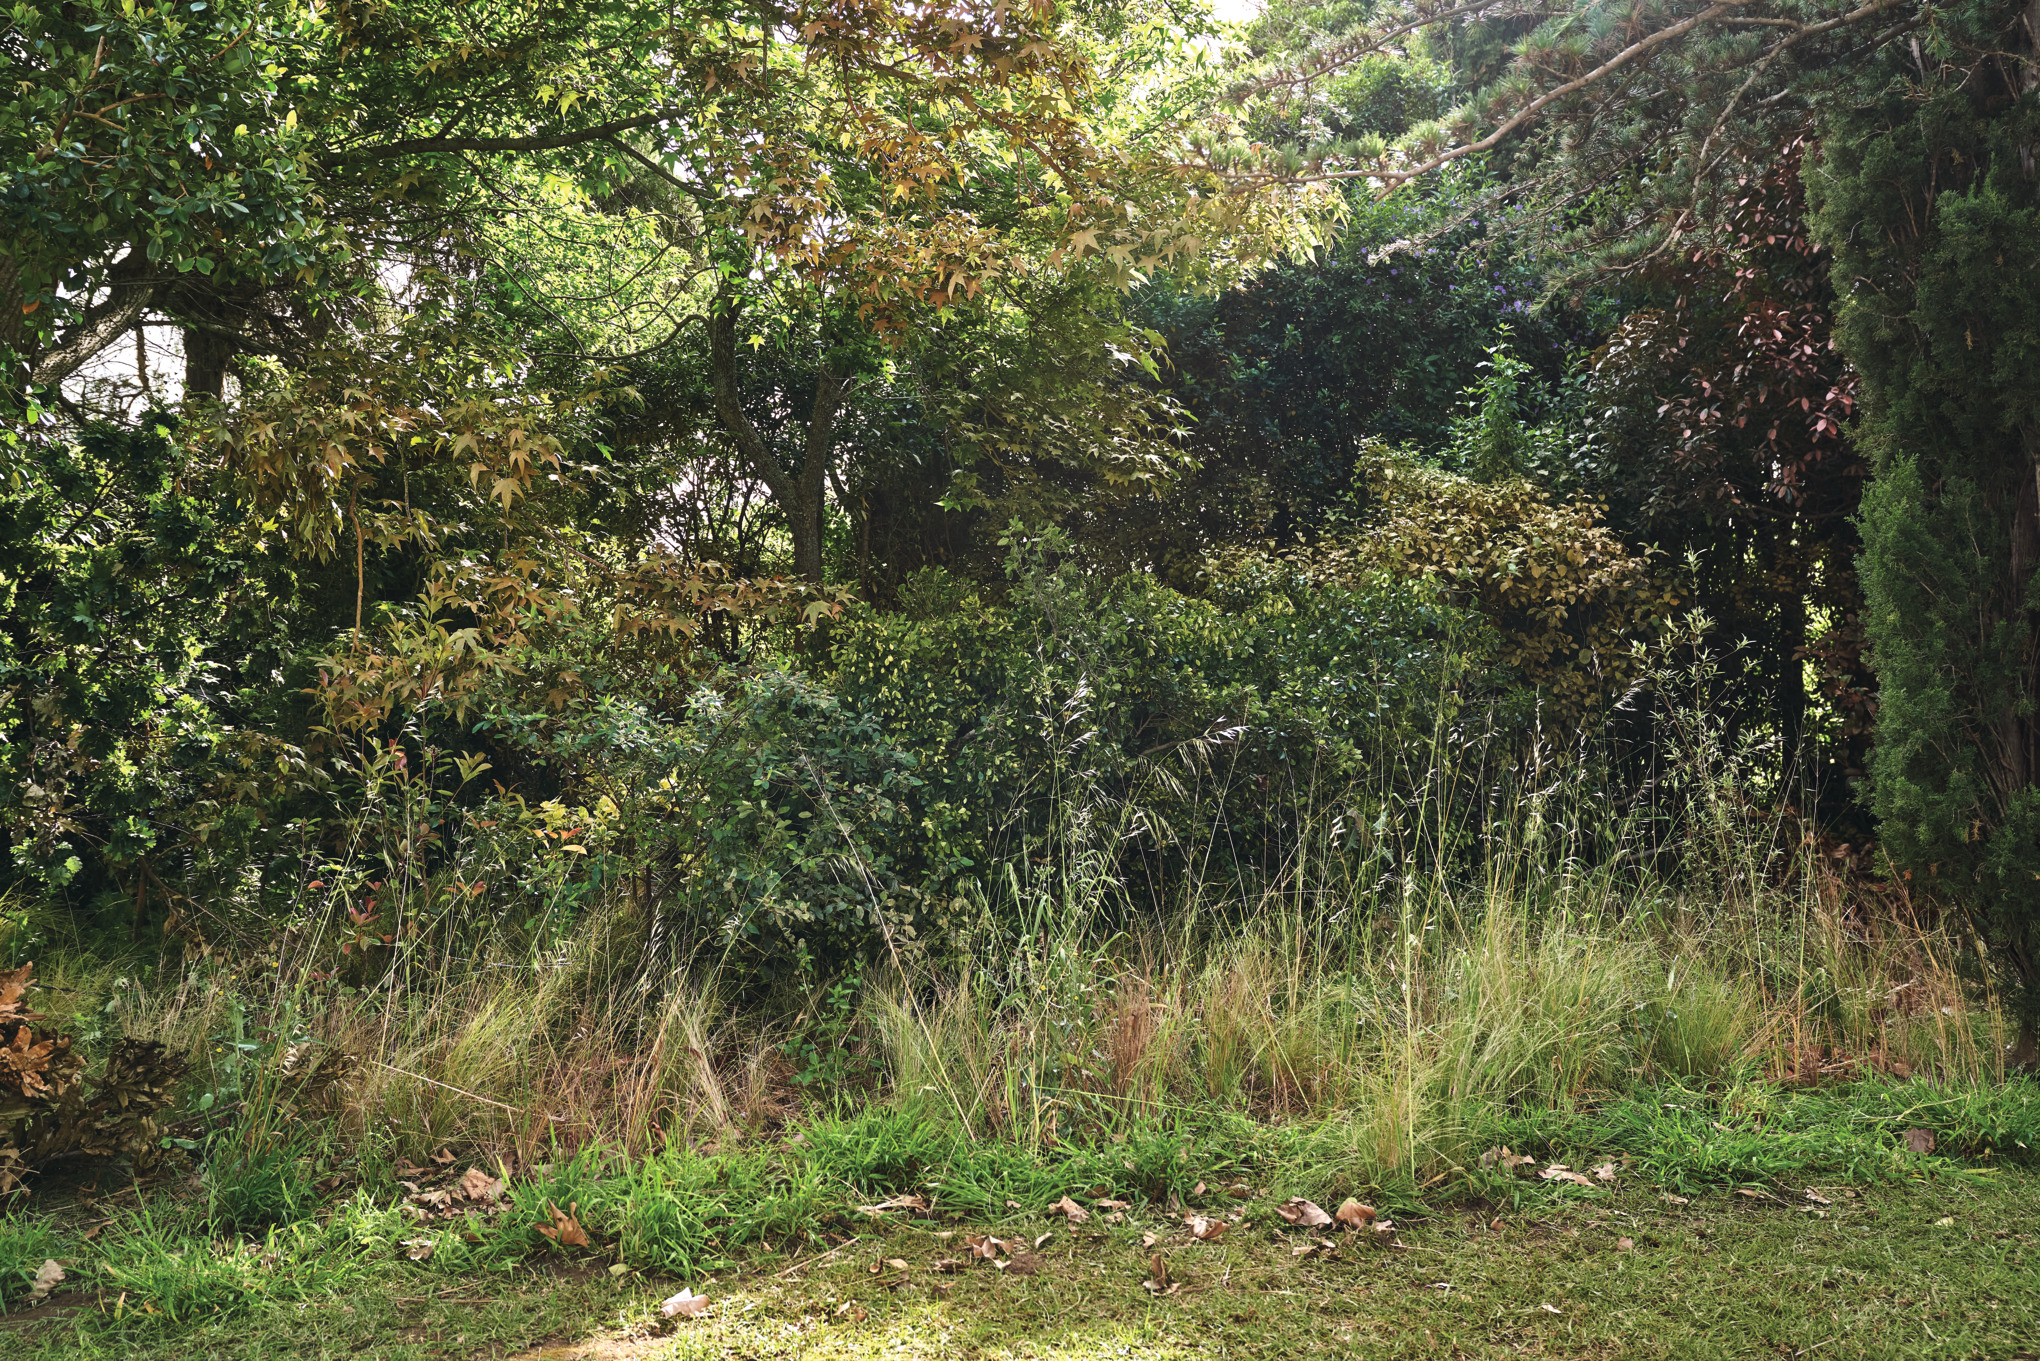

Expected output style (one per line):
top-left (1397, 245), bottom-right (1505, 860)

top-left (536, 1200), bottom-right (590, 1247)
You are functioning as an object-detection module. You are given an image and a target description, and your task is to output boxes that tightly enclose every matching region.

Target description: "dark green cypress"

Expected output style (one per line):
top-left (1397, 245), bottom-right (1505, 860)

top-left (1808, 4), bottom-right (2040, 1055)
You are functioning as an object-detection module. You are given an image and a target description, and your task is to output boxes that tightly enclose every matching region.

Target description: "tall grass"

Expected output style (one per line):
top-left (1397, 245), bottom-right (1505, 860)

top-left (4, 663), bottom-right (2019, 1202)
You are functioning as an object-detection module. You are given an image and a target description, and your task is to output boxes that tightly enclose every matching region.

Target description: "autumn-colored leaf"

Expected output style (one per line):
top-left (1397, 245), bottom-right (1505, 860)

top-left (1274, 1197), bottom-right (1332, 1227)
top-left (1901, 1127), bottom-right (1935, 1155)
top-left (535, 1199), bottom-right (590, 1247)
top-left (1334, 1199), bottom-right (1376, 1228)
top-left (457, 1166), bottom-right (503, 1202)
top-left (1052, 1194), bottom-right (1090, 1224)
top-left (1184, 1215), bottom-right (1226, 1241)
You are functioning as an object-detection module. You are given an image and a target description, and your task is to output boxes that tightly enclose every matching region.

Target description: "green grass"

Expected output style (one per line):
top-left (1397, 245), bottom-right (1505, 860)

top-left (6, 1171), bottom-right (2037, 1359)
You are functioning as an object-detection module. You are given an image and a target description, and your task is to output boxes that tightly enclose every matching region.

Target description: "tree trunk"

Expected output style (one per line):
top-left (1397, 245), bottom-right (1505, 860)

top-left (706, 292), bottom-right (846, 583)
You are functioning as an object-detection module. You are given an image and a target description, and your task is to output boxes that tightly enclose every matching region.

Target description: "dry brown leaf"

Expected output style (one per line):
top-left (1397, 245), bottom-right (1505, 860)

top-left (457, 1167), bottom-right (503, 1203)
top-left (1362, 1219), bottom-right (1398, 1249)
top-left (402, 1237), bottom-right (436, 1261)
top-left (535, 1200), bottom-right (590, 1248)
top-left (1140, 1252), bottom-right (1175, 1295)
top-left (660, 1288), bottom-right (710, 1319)
top-left (1093, 1197), bottom-right (1131, 1210)
top-left (1140, 1230), bottom-right (1158, 1248)
top-left (1334, 1199), bottom-right (1376, 1229)
top-left (1591, 1162), bottom-right (1618, 1183)
top-left (857, 1193), bottom-right (930, 1217)
top-left (1184, 1215), bottom-right (1227, 1242)
top-left (885, 1258), bottom-right (909, 1272)
top-left (1052, 1194), bottom-right (1090, 1225)
top-left (1540, 1167), bottom-right (1596, 1187)
top-left (1902, 1128), bottom-right (1936, 1155)
top-left (963, 1232), bottom-right (1005, 1260)
top-left (1803, 1189), bottom-right (1834, 1206)
top-left (26, 1259), bottom-right (64, 1304)
top-left (1274, 1197), bottom-right (1333, 1228)
top-left (833, 1300), bottom-right (867, 1322)
top-left (1480, 1146), bottom-right (1539, 1177)
top-left (1661, 1193), bottom-right (1690, 1205)
top-left (932, 1257), bottom-right (965, 1273)
top-left (1189, 1181), bottom-right (1206, 1197)
top-left (996, 1250), bottom-right (1044, 1275)
top-left (1616, 1236), bottom-right (1634, 1251)
top-left (429, 1148), bottom-right (456, 1166)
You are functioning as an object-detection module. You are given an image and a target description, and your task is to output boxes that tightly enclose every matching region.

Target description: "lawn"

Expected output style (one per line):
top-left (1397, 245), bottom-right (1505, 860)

top-left (7, 1169), bottom-right (2035, 1360)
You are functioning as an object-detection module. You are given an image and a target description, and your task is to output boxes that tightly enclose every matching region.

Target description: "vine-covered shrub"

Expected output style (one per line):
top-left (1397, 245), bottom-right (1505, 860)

top-left (1313, 444), bottom-right (1674, 724)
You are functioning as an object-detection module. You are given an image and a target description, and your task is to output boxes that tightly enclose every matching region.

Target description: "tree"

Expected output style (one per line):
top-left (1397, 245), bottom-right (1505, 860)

top-left (1807, 5), bottom-right (2040, 1053)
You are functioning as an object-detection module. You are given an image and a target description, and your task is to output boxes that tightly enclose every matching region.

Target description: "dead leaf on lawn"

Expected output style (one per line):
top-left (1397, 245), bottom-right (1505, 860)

top-left (1591, 1162), bottom-right (1618, 1183)
top-left (1480, 1146), bottom-right (1539, 1177)
top-left (26, 1259), bottom-right (64, 1304)
top-left (1735, 1188), bottom-right (1762, 1199)
top-left (1803, 1189), bottom-right (1833, 1206)
top-left (832, 1300), bottom-right (867, 1323)
top-left (1094, 1197), bottom-right (1130, 1210)
top-left (457, 1167), bottom-right (503, 1203)
top-left (1334, 1199), bottom-right (1376, 1229)
top-left (429, 1148), bottom-right (456, 1166)
top-left (1033, 1232), bottom-right (1053, 1249)
top-left (402, 1237), bottom-right (436, 1261)
top-left (1184, 1215), bottom-right (1227, 1241)
top-left (535, 1200), bottom-right (590, 1247)
top-left (857, 1193), bottom-right (929, 1217)
top-left (660, 1288), bottom-right (710, 1319)
top-left (1362, 1219), bottom-right (1398, 1249)
top-left (963, 1232), bottom-right (1006, 1260)
top-left (932, 1257), bottom-right (965, 1273)
top-left (1902, 1128), bottom-right (1936, 1155)
top-left (1141, 1253), bottom-right (1178, 1296)
top-left (1661, 1193), bottom-right (1690, 1205)
top-left (996, 1250), bottom-right (1044, 1275)
top-left (1540, 1166), bottom-right (1596, 1187)
top-left (1052, 1195), bottom-right (1090, 1225)
top-left (1616, 1236), bottom-right (1634, 1251)
top-left (1140, 1230), bottom-right (1158, 1248)
top-left (1275, 1197), bottom-right (1333, 1228)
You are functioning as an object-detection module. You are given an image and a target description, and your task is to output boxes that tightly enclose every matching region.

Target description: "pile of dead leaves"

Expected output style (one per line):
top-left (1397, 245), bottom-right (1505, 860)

top-left (393, 1151), bottom-right (513, 1260)
top-left (2, 963), bottom-right (186, 1195)
top-left (1480, 1147), bottom-right (1620, 1188)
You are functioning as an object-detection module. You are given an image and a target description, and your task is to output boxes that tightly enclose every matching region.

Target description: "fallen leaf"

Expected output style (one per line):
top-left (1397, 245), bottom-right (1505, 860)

top-left (1591, 1162), bottom-right (1618, 1183)
top-left (1362, 1219), bottom-right (1398, 1249)
top-left (1275, 1197), bottom-right (1333, 1228)
top-left (1735, 1188), bottom-right (1762, 1199)
top-left (996, 1250), bottom-right (1044, 1275)
top-left (1334, 1199), bottom-right (1376, 1229)
top-left (1803, 1189), bottom-right (1833, 1206)
top-left (1902, 1128), bottom-right (1936, 1155)
top-left (1538, 1302), bottom-right (1562, 1315)
top-left (1540, 1167), bottom-right (1596, 1187)
top-left (832, 1300), bottom-right (866, 1322)
top-left (963, 1233), bottom-right (1006, 1260)
top-left (660, 1288), bottom-right (710, 1319)
top-left (1190, 1182), bottom-right (1206, 1197)
top-left (429, 1148), bottom-right (456, 1166)
top-left (1032, 1232), bottom-right (1053, 1249)
top-left (1052, 1195), bottom-right (1090, 1225)
top-left (1093, 1197), bottom-right (1131, 1210)
top-left (26, 1259), bottom-right (64, 1304)
top-left (609, 1263), bottom-right (630, 1277)
top-left (1481, 1146), bottom-right (1539, 1177)
top-left (1616, 1237), bottom-right (1634, 1251)
top-left (535, 1200), bottom-right (590, 1248)
top-left (932, 1257), bottom-right (965, 1273)
top-left (457, 1167), bottom-right (503, 1203)
top-left (1140, 1231), bottom-right (1158, 1248)
top-left (1140, 1253), bottom-right (1173, 1295)
top-left (1933, 1216), bottom-right (1955, 1227)
top-left (402, 1237), bottom-right (436, 1261)
top-left (857, 1193), bottom-right (930, 1217)
top-left (1184, 1215), bottom-right (1227, 1241)
top-left (1661, 1193), bottom-right (1690, 1205)
top-left (885, 1257), bottom-right (909, 1272)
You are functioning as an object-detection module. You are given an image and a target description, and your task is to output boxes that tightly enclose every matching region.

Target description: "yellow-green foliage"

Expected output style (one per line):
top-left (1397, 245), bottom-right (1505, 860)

top-left (1309, 446), bottom-right (1674, 720)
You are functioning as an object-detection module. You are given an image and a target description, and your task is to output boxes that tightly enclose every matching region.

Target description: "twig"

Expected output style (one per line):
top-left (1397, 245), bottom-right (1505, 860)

top-left (769, 1234), bottom-right (861, 1278)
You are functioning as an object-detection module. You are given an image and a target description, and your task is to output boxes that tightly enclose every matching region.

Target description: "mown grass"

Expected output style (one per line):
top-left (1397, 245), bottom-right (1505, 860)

top-left (7, 1165), bottom-right (2036, 1360)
